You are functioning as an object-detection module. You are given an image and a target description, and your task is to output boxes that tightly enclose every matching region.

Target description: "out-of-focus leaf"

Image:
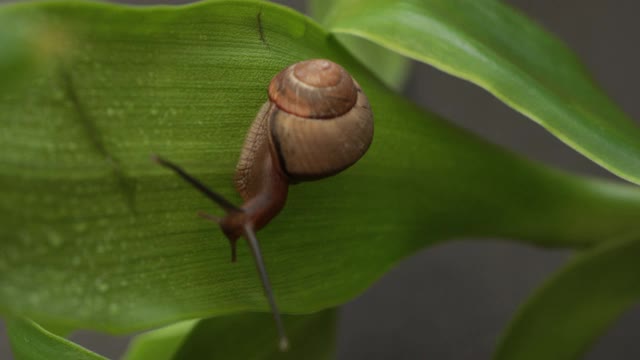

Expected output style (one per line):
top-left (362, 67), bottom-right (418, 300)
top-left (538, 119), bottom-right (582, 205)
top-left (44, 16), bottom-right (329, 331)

top-left (322, 0), bottom-right (640, 184)
top-left (123, 311), bottom-right (336, 360)
top-left (1, 0), bottom-right (639, 338)
top-left (495, 237), bottom-right (640, 360)
top-left (176, 310), bottom-right (336, 359)
top-left (122, 320), bottom-right (198, 360)
top-left (0, 12), bottom-right (70, 90)
top-left (6, 318), bottom-right (106, 360)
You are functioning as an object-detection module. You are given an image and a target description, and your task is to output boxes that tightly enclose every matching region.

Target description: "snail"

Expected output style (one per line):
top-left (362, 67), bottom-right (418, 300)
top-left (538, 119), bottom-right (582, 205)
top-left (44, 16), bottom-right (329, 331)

top-left (154, 59), bottom-right (373, 350)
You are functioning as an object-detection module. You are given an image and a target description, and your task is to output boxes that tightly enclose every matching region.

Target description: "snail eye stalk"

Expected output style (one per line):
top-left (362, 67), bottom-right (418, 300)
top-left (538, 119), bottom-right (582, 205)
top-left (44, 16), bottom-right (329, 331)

top-left (152, 155), bottom-right (242, 213)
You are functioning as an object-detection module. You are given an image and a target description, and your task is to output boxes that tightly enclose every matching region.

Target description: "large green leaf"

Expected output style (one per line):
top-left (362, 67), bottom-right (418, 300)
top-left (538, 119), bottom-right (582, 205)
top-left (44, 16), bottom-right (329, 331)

top-left (495, 237), bottom-right (640, 360)
top-left (321, 0), bottom-right (640, 185)
top-left (1, 0), bottom-right (640, 338)
top-left (6, 318), bottom-right (106, 360)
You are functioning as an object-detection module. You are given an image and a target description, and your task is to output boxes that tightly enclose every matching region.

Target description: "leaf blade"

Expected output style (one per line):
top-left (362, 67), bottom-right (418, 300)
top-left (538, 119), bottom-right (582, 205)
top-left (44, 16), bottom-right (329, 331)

top-left (6, 318), bottom-right (107, 360)
top-left (495, 237), bottom-right (640, 360)
top-left (123, 311), bottom-right (336, 360)
top-left (323, 0), bottom-right (640, 184)
top-left (0, 0), bottom-right (639, 335)
top-left (122, 320), bottom-right (198, 360)
top-left (174, 310), bottom-right (336, 360)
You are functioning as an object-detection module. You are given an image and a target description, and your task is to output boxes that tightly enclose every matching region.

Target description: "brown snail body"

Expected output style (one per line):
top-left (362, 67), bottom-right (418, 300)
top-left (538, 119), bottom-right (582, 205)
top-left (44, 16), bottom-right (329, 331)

top-left (155, 59), bottom-right (373, 350)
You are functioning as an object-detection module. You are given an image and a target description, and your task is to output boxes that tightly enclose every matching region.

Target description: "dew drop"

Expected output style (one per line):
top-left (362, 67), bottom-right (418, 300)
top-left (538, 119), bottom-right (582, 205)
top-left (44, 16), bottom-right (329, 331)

top-left (96, 244), bottom-right (106, 254)
top-left (108, 303), bottom-right (119, 314)
top-left (20, 232), bottom-right (32, 246)
top-left (95, 279), bottom-right (109, 293)
top-left (71, 256), bottom-right (81, 266)
top-left (74, 223), bottom-right (89, 233)
top-left (28, 293), bottom-right (41, 305)
top-left (47, 231), bottom-right (64, 248)
top-left (52, 89), bottom-right (65, 101)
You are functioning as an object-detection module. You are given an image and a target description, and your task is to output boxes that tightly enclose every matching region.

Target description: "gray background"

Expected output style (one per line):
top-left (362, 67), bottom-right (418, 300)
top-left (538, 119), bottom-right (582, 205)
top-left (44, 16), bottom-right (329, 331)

top-left (1, 0), bottom-right (639, 359)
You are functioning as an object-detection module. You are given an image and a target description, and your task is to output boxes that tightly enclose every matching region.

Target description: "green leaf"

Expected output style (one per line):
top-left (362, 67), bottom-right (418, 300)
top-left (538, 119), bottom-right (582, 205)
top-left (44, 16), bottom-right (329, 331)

top-left (0, 12), bottom-right (70, 90)
top-left (321, 0), bottom-right (640, 185)
top-left (122, 320), bottom-right (198, 360)
top-left (309, 0), bottom-right (411, 90)
top-left (183, 311), bottom-right (335, 359)
top-left (6, 318), bottom-right (106, 360)
top-left (495, 237), bottom-right (640, 360)
top-left (123, 311), bottom-right (336, 360)
top-left (1, 0), bottom-right (640, 336)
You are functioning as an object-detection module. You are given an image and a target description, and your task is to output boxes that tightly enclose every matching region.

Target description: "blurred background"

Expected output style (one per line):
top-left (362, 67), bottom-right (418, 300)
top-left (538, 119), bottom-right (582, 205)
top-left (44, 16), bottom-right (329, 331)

top-left (1, 0), bottom-right (639, 359)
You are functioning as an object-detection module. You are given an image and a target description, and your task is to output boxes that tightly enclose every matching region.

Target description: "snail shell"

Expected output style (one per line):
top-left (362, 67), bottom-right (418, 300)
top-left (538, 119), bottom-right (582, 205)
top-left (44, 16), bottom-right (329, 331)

top-left (235, 59), bottom-right (374, 200)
